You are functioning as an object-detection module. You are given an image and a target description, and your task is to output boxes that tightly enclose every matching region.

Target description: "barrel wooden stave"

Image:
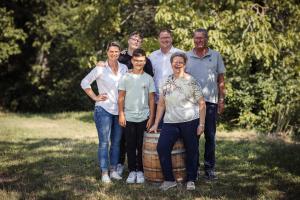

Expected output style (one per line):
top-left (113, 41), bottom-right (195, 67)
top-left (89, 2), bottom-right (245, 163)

top-left (142, 132), bottom-right (186, 182)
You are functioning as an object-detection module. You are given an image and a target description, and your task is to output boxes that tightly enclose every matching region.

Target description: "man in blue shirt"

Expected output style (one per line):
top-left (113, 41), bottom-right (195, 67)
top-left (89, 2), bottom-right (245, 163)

top-left (186, 28), bottom-right (226, 181)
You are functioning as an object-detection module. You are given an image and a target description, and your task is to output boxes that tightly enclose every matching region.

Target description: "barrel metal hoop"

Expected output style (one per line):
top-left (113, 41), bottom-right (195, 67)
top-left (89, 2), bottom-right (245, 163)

top-left (143, 138), bottom-right (158, 143)
top-left (144, 167), bottom-right (186, 172)
top-left (143, 149), bottom-right (185, 155)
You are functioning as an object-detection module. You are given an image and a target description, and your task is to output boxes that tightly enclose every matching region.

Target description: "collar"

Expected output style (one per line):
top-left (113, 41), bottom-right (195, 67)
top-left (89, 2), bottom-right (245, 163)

top-left (159, 46), bottom-right (176, 55)
top-left (105, 61), bottom-right (121, 70)
top-left (191, 48), bottom-right (212, 58)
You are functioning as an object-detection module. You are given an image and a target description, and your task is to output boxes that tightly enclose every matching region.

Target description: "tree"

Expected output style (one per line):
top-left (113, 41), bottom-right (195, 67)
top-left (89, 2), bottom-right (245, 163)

top-left (154, 0), bottom-right (299, 134)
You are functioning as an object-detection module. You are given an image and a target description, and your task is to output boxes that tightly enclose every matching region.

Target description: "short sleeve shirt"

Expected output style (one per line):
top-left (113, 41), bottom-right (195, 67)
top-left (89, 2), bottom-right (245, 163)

top-left (161, 74), bottom-right (203, 123)
top-left (118, 72), bottom-right (156, 122)
top-left (185, 48), bottom-right (225, 104)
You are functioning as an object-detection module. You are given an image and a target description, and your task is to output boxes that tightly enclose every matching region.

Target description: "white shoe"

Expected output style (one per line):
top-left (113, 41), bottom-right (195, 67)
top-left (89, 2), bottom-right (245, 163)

top-left (159, 181), bottom-right (177, 191)
top-left (101, 174), bottom-right (111, 183)
top-left (186, 181), bottom-right (195, 190)
top-left (117, 164), bottom-right (124, 176)
top-left (110, 170), bottom-right (122, 180)
top-left (126, 171), bottom-right (136, 184)
top-left (136, 171), bottom-right (145, 183)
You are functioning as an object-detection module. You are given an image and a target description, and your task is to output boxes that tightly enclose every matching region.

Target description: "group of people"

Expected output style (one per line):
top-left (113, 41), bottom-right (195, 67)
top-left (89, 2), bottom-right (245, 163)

top-left (80, 28), bottom-right (225, 191)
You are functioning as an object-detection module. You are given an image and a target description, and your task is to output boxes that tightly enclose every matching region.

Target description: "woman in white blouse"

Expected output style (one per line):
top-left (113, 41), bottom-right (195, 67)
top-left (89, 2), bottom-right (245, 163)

top-left (81, 42), bottom-right (128, 183)
top-left (150, 52), bottom-right (206, 191)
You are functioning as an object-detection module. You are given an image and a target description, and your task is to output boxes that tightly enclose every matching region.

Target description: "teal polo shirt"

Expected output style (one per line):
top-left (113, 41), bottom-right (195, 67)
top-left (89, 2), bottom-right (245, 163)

top-left (185, 48), bottom-right (225, 104)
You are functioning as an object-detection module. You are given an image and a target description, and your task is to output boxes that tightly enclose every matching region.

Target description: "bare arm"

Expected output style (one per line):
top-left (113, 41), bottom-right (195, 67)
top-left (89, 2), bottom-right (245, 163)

top-left (218, 73), bottom-right (225, 114)
top-left (146, 92), bottom-right (155, 130)
top-left (84, 88), bottom-right (107, 102)
top-left (197, 96), bottom-right (206, 136)
top-left (149, 95), bottom-right (165, 133)
top-left (118, 90), bottom-right (126, 127)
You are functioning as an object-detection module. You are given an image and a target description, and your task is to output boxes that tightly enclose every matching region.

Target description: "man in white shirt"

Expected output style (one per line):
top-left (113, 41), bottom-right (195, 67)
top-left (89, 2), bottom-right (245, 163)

top-left (149, 29), bottom-right (184, 129)
top-left (149, 29), bottom-right (184, 103)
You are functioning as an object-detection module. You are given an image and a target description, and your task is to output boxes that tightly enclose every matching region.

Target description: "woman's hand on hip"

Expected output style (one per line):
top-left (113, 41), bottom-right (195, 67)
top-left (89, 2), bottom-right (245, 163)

top-left (93, 93), bottom-right (108, 102)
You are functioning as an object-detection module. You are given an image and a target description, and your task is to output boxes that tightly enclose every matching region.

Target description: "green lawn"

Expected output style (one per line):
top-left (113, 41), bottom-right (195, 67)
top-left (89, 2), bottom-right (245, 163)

top-left (0, 112), bottom-right (299, 200)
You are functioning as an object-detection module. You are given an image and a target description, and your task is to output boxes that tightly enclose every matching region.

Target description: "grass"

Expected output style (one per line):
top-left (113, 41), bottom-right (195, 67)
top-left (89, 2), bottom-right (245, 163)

top-left (0, 111), bottom-right (299, 200)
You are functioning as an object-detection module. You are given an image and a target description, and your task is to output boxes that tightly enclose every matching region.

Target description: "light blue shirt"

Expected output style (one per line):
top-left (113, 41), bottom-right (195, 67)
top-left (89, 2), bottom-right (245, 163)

top-left (118, 72), bottom-right (156, 122)
top-left (149, 46), bottom-right (185, 102)
top-left (186, 48), bottom-right (225, 104)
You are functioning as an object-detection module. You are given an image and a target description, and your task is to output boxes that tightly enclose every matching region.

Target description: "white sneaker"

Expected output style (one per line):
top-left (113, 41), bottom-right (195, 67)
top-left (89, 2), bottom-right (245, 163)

top-left (126, 171), bottom-right (136, 184)
top-left (136, 171), bottom-right (145, 183)
top-left (101, 173), bottom-right (111, 183)
top-left (117, 164), bottom-right (124, 176)
top-left (186, 181), bottom-right (195, 190)
top-left (110, 170), bottom-right (122, 180)
top-left (159, 181), bottom-right (177, 191)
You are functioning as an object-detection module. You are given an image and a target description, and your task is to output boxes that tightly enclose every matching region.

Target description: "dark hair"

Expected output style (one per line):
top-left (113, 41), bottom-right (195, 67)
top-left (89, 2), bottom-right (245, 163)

top-left (194, 28), bottom-right (208, 39)
top-left (158, 28), bottom-right (172, 37)
top-left (170, 52), bottom-right (188, 64)
top-left (132, 48), bottom-right (146, 57)
top-left (129, 31), bottom-right (143, 39)
top-left (106, 41), bottom-right (121, 51)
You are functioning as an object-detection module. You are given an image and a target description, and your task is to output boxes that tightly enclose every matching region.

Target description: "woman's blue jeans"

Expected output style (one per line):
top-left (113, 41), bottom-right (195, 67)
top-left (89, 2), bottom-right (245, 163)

top-left (157, 119), bottom-right (199, 182)
top-left (94, 106), bottom-right (122, 172)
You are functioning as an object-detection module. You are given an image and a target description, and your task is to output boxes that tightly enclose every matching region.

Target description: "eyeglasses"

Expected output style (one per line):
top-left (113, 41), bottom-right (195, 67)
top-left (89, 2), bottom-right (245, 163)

top-left (172, 61), bottom-right (185, 65)
top-left (130, 37), bottom-right (142, 43)
top-left (132, 59), bottom-right (145, 63)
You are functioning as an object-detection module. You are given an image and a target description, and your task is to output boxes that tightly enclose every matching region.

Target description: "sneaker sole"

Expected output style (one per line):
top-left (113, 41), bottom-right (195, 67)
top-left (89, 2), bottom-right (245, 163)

top-left (136, 180), bottom-right (145, 184)
top-left (160, 184), bottom-right (177, 191)
top-left (111, 177), bottom-right (122, 180)
top-left (126, 181), bottom-right (136, 184)
top-left (187, 186), bottom-right (195, 190)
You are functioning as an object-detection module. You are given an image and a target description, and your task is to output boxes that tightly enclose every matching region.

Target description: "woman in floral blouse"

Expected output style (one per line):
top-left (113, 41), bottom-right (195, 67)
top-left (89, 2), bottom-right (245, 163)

top-left (150, 52), bottom-right (206, 191)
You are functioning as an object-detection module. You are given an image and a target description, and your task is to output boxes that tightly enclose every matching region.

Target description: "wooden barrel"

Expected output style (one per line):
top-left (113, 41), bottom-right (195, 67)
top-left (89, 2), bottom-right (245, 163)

top-left (142, 132), bottom-right (186, 182)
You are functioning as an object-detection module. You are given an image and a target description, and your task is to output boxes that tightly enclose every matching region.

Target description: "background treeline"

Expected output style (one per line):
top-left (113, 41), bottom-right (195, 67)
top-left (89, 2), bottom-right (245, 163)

top-left (0, 0), bottom-right (299, 135)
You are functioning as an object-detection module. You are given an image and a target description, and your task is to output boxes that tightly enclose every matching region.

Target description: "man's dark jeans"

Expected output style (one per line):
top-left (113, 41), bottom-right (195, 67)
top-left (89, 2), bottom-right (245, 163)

top-left (204, 102), bottom-right (218, 173)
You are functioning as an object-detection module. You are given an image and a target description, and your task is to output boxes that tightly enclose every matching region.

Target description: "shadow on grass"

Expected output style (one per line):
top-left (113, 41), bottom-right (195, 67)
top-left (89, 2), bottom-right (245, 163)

top-left (291, 133), bottom-right (300, 142)
top-left (215, 139), bottom-right (300, 200)
top-left (0, 137), bottom-right (299, 199)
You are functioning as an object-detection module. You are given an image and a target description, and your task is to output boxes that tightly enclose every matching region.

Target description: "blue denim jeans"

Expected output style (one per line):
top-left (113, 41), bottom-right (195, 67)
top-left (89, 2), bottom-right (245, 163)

top-left (94, 106), bottom-right (122, 172)
top-left (157, 119), bottom-right (199, 182)
top-left (204, 102), bottom-right (218, 173)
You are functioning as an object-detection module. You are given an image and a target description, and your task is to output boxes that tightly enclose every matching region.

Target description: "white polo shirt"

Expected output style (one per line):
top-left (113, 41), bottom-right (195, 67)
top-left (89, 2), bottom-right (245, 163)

top-left (81, 61), bottom-right (128, 115)
top-left (149, 46), bottom-right (184, 102)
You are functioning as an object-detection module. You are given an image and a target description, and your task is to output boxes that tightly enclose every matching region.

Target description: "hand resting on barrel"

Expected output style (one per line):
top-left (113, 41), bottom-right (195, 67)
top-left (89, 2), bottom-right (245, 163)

top-left (148, 123), bottom-right (158, 133)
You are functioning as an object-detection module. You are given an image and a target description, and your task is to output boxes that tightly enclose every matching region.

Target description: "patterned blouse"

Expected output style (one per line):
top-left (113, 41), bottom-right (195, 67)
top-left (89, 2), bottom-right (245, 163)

top-left (161, 74), bottom-right (203, 123)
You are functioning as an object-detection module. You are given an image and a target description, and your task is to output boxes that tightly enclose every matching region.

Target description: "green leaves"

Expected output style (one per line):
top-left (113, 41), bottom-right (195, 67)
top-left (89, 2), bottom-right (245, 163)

top-left (0, 8), bottom-right (26, 64)
top-left (155, 0), bottom-right (299, 134)
top-left (0, 0), bottom-right (298, 135)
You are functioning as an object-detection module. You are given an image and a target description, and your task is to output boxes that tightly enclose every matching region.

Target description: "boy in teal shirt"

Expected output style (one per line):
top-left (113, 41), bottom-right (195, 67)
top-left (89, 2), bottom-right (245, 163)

top-left (118, 48), bottom-right (155, 184)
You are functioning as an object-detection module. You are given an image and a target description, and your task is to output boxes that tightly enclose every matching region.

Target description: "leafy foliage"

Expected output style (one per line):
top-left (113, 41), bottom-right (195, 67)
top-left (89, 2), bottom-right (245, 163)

top-left (155, 0), bottom-right (299, 135)
top-left (0, 7), bottom-right (26, 64)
